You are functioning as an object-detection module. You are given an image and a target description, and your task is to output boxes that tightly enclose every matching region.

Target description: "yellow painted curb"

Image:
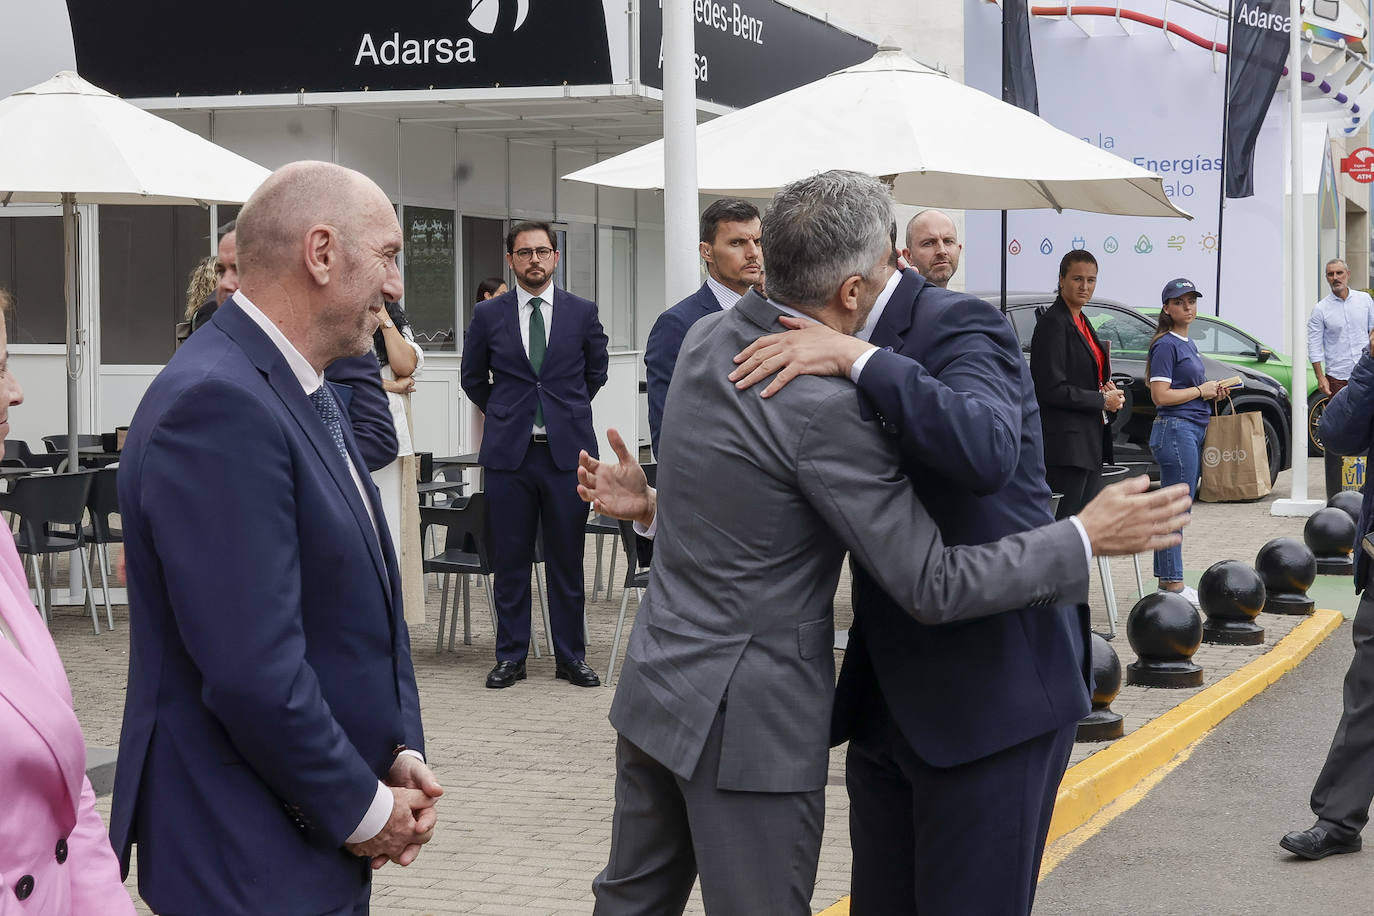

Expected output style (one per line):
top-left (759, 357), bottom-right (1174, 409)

top-left (817, 608), bottom-right (1344, 914)
top-left (1046, 607), bottom-right (1344, 846)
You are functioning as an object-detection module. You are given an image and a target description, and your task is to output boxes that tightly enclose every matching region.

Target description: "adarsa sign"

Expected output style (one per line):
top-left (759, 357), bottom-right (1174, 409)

top-left (354, 32), bottom-right (478, 66)
top-left (1234, 2), bottom-right (1291, 32)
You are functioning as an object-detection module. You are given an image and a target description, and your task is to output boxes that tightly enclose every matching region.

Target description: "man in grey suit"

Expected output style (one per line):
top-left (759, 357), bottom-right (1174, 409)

top-left (582, 171), bottom-right (1191, 914)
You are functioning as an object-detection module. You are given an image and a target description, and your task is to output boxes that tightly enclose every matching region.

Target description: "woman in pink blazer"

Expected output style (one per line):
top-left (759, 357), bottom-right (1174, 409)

top-left (0, 289), bottom-right (134, 915)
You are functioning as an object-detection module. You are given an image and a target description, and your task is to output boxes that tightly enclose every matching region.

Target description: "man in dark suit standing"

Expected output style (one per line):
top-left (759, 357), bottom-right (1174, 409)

top-left (461, 221), bottom-right (609, 688)
top-left (731, 261), bottom-right (1098, 912)
top-left (643, 198), bottom-right (761, 456)
top-left (111, 161), bottom-right (440, 916)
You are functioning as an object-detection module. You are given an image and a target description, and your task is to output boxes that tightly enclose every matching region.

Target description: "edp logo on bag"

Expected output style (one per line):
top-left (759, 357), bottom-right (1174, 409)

top-left (1203, 446), bottom-right (1249, 468)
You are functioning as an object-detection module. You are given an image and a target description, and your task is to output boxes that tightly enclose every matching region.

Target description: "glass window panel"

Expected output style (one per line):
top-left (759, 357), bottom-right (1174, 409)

top-left (597, 226), bottom-right (635, 351)
top-left (0, 215), bottom-right (66, 345)
top-left (99, 205), bottom-right (207, 364)
top-left (402, 206), bottom-right (457, 352)
top-left (1084, 304), bottom-right (1153, 353)
top-left (1204, 321), bottom-right (1258, 356)
top-left (460, 215), bottom-right (507, 346)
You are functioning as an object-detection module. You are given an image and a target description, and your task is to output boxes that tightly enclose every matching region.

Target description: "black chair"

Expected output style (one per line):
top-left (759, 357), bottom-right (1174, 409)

top-left (41, 434), bottom-right (102, 454)
top-left (82, 467), bottom-right (121, 628)
top-left (4, 439), bottom-right (64, 470)
top-left (0, 471), bottom-right (99, 632)
top-left (422, 496), bottom-right (498, 653)
top-left (606, 518), bottom-right (652, 687)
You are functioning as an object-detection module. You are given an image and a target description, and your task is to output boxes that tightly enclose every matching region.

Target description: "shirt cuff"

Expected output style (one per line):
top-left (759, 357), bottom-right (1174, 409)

top-left (1067, 515), bottom-right (1094, 566)
top-left (398, 748), bottom-right (425, 764)
top-left (346, 780), bottom-right (394, 845)
top-left (633, 507), bottom-right (657, 540)
top-left (849, 345), bottom-right (881, 383)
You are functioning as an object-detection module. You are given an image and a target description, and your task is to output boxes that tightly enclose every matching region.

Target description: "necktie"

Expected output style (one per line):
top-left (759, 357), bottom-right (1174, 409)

top-left (308, 385), bottom-right (351, 465)
top-left (529, 297), bottom-right (547, 427)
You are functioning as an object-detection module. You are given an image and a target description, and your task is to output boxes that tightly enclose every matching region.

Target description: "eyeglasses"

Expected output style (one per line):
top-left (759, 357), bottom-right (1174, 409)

top-left (512, 247), bottom-right (555, 261)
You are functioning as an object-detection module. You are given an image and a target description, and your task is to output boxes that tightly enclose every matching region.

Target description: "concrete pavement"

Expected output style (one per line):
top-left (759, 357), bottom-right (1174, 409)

top-left (56, 459), bottom-right (1352, 913)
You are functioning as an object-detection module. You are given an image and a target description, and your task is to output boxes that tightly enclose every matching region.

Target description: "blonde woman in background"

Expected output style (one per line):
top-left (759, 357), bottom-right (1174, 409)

top-left (374, 300), bottom-right (426, 623)
top-left (175, 256), bottom-right (219, 347)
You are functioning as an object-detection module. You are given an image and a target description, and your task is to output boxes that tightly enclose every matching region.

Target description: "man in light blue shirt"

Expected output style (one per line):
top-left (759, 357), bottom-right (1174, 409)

top-left (1309, 258), bottom-right (1374, 398)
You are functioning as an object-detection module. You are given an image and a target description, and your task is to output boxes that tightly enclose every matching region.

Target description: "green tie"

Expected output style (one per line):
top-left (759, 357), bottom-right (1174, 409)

top-left (529, 297), bottom-right (546, 427)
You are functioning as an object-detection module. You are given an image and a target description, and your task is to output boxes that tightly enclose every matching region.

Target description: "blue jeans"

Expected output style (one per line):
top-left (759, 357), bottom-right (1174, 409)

top-left (1149, 416), bottom-right (1208, 582)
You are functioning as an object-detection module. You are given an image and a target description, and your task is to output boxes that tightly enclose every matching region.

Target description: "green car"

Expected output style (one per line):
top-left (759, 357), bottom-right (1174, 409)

top-left (1142, 310), bottom-right (1326, 455)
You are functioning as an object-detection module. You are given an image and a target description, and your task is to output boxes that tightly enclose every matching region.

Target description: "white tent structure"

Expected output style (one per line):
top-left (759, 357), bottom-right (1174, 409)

top-left (0, 71), bottom-right (269, 468)
top-left (564, 47), bottom-right (1191, 219)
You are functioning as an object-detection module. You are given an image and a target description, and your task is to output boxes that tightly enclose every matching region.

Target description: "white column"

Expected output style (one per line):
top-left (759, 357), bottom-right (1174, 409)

top-left (662, 0), bottom-right (700, 305)
top-left (1272, 7), bottom-right (1323, 516)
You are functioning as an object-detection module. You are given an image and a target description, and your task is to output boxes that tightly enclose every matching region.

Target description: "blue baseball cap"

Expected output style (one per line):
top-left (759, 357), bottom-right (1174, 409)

top-left (1160, 277), bottom-right (1203, 304)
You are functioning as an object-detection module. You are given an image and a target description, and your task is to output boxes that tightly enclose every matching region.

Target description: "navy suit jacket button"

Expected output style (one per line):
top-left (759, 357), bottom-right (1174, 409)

top-left (14, 875), bottom-right (34, 900)
top-left (55, 837), bottom-right (68, 863)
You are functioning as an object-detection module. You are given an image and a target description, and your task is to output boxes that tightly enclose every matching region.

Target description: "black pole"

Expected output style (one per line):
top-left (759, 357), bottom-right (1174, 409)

top-left (1215, 7), bottom-right (1236, 317)
top-left (1001, 210), bottom-right (1009, 314)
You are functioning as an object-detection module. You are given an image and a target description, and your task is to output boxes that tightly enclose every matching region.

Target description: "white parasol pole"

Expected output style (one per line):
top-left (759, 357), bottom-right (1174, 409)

top-left (1272, 2), bottom-right (1321, 516)
top-left (62, 192), bottom-right (80, 474)
top-left (662, 0), bottom-right (700, 307)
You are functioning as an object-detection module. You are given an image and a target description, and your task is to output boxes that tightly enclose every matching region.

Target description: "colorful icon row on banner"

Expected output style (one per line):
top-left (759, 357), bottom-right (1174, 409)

top-left (1007, 232), bottom-right (1219, 256)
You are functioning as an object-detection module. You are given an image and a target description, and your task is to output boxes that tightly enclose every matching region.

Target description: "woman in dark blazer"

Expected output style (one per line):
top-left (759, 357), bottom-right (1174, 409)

top-left (1030, 250), bottom-right (1125, 519)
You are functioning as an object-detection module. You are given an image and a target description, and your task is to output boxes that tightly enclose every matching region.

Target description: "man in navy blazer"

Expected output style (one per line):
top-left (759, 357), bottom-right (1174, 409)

top-left (732, 266), bottom-right (1092, 914)
top-left (644, 198), bottom-right (761, 456)
top-left (111, 162), bottom-right (441, 916)
top-left (461, 221), bottom-right (609, 688)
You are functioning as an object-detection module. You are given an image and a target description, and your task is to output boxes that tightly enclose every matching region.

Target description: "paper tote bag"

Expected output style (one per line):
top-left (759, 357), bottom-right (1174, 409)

top-left (1197, 409), bottom-right (1272, 502)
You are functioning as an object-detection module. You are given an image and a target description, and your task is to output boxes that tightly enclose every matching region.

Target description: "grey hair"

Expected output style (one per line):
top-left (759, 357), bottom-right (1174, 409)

top-left (761, 171), bottom-right (893, 312)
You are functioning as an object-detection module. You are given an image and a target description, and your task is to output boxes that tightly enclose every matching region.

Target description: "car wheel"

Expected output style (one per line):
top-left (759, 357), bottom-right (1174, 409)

top-left (1260, 413), bottom-right (1281, 485)
top-left (1308, 394), bottom-right (1329, 457)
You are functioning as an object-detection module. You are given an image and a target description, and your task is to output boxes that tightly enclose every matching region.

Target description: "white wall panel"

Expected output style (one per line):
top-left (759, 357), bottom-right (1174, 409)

top-left (557, 148), bottom-right (598, 223)
top-left (211, 110), bottom-right (334, 169)
top-left (158, 111), bottom-right (210, 139)
top-left (510, 142), bottom-right (554, 218)
top-left (401, 123), bottom-right (457, 208)
top-left (456, 134), bottom-right (508, 214)
top-left (339, 111), bottom-right (400, 199)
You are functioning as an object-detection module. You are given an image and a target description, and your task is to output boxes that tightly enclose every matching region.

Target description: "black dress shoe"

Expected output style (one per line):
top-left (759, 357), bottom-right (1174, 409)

top-left (485, 660), bottom-right (526, 689)
top-left (1280, 826), bottom-right (1362, 860)
top-left (555, 658), bottom-right (601, 687)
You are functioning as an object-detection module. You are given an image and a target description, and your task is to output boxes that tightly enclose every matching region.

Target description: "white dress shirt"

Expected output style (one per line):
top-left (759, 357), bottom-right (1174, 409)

top-left (705, 274), bottom-right (746, 311)
top-left (516, 282), bottom-right (555, 434)
top-left (232, 291), bottom-right (419, 845)
top-left (1308, 288), bottom-right (1374, 381)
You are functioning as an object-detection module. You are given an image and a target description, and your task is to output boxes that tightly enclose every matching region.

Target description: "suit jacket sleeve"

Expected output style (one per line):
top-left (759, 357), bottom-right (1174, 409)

top-left (856, 300), bottom-right (1023, 495)
top-left (645, 310), bottom-right (689, 457)
top-left (584, 303), bottom-right (610, 399)
top-left (1320, 351), bottom-right (1374, 455)
top-left (1031, 312), bottom-right (1105, 413)
top-left (138, 380), bottom-right (383, 845)
top-left (460, 308), bottom-right (492, 412)
top-left (325, 353), bottom-right (398, 473)
top-left (796, 390), bottom-right (1090, 623)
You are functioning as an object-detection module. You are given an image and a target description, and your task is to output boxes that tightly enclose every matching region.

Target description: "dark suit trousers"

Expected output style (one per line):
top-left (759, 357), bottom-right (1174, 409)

top-left (1311, 589), bottom-right (1374, 841)
top-left (1045, 464), bottom-right (1102, 520)
top-left (592, 709), bottom-right (824, 916)
top-left (846, 694), bottom-right (1075, 916)
top-left (485, 440), bottom-right (587, 663)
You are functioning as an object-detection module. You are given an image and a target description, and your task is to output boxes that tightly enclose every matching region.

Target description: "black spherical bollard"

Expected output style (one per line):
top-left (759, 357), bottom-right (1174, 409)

top-left (1126, 591), bottom-right (1204, 688)
top-left (1328, 490), bottom-right (1362, 524)
top-left (1255, 537), bottom-right (1318, 615)
top-left (1077, 632), bottom-right (1125, 741)
top-left (1198, 560), bottom-right (1266, 645)
top-left (1304, 507), bottom-right (1357, 575)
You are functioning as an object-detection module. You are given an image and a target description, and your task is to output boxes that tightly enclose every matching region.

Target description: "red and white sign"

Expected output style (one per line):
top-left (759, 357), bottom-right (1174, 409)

top-left (1340, 147), bottom-right (1374, 183)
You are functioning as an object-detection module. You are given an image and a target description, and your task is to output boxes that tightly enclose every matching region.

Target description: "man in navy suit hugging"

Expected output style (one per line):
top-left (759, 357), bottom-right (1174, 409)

top-left (643, 198), bottom-right (762, 457)
top-left (462, 221), bottom-right (610, 688)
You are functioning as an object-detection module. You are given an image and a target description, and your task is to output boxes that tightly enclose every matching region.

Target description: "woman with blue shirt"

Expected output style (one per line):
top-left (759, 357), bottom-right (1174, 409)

top-left (1147, 278), bottom-right (1223, 606)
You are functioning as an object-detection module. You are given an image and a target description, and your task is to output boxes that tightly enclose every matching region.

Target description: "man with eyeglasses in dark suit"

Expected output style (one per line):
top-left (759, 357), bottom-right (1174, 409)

top-left (461, 221), bottom-right (610, 689)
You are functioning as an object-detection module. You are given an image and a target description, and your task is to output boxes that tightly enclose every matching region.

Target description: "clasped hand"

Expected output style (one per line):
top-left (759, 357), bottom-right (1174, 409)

top-left (345, 756), bottom-right (444, 870)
